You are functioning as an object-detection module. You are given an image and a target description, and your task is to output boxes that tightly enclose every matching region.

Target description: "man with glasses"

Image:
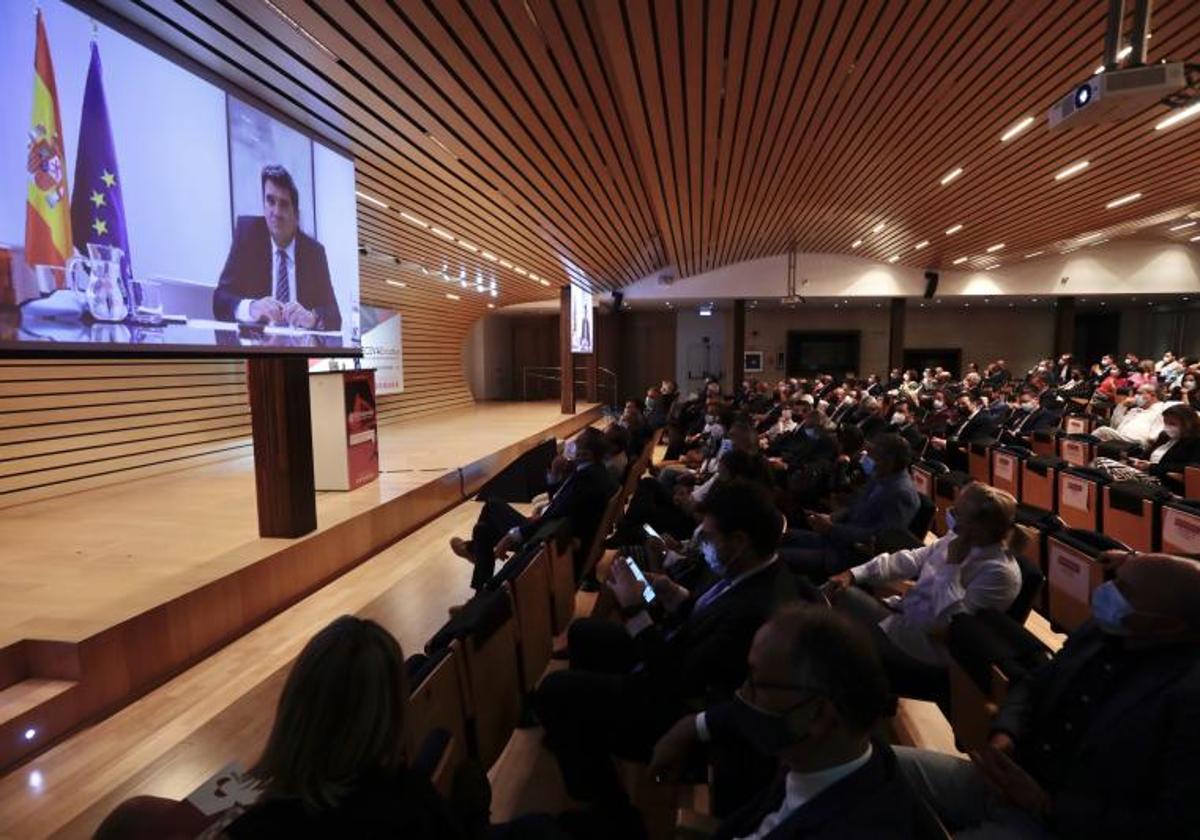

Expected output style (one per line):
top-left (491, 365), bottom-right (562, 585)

top-left (651, 605), bottom-right (921, 838)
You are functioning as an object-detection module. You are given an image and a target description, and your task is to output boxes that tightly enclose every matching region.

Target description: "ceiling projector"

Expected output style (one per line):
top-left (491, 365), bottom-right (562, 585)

top-left (1048, 62), bottom-right (1187, 129)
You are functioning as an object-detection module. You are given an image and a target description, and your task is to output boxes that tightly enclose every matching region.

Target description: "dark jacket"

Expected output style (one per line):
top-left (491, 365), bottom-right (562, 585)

top-left (632, 559), bottom-right (811, 703)
top-left (1149, 435), bottom-right (1200, 478)
top-left (226, 766), bottom-right (464, 839)
top-left (830, 470), bottom-right (921, 547)
top-left (1004, 407), bottom-right (1061, 437)
top-left (213, 216), bottom-right (341, 330)
top-left (949, 411), bottom-right (999, 445)
top-left (525, 460), bottom-right (616, 552)
top-left (713, 742), bottom-right (918, 839)
top-left (991, 623), bottom-right (1200, 839)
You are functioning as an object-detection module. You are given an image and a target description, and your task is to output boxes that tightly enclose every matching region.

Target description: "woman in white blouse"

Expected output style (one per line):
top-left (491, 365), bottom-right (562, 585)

top-left (825, 483), bottom-right (1024, 701)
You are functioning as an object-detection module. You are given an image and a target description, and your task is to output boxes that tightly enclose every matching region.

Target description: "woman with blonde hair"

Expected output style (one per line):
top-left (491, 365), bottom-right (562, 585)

top-left (826, 482), bottom-right (1024, 701)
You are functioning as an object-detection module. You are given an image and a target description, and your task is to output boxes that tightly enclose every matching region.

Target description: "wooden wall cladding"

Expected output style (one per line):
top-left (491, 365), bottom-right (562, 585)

top-left (0, 262), bottom-right (484, 509)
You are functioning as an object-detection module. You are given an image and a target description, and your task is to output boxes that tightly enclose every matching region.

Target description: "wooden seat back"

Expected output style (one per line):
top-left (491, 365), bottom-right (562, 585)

top-left (1063, 416), bottom-right (1092, 435)
top-left (460, 603), bottom-right (522, 769)
top-left (546, 538), bottom-right (576, 633)
top-left (1057, 436), bottom-right (1093, 467)
top-left (1020, 460), bottom-right (1058, 511)
top-left (1101, 487), bottom-right (1159, 553)
top-left (507, 549), bottom-right (554, 694)
top-left (1162, 503), bottom-right (1200, 556)
top-left (948, 660), bottom-right (1010, 754)
top-left (1045, 534), bottom-right (1104, 633)
top-left (406, 641), bottom-right (470, 796)
top-left (990, 449), bottom-right (1021, 498)
top-left (1187, 465), bottom-right (1200, 499)
top-left (1056, 471), bottom-right (1102, 532)
top-left (967, 444), bottom-right (992, 486)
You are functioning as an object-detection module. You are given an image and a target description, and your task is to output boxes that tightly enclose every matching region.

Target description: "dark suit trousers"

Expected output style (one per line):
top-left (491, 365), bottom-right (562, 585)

top-left (533, 619), bottom-right (681, 804)
top-left (471, 500), bottom-right (529, 589)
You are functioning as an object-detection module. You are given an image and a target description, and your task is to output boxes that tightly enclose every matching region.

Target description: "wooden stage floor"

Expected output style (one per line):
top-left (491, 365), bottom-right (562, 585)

top-left (0, 402), bottom-right (596, 649)
top-left (0, 401), bottom-right (600, 783)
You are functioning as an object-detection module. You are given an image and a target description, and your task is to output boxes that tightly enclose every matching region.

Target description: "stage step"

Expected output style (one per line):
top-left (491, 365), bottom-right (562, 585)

top-left (0, 678), bottom-right (77, 728)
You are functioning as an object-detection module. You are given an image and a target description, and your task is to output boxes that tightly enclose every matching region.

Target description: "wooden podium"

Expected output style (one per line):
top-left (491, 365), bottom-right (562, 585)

top-left (309, 369), bottom-right (380, 492)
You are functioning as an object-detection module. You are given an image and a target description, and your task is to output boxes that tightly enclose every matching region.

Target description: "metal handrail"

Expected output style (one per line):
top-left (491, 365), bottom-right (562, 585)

top-left (522, 365), bottom-right (618, 404)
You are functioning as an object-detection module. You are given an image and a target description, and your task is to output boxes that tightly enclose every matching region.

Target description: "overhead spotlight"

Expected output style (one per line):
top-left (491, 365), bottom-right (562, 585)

top-left (1156, 102), bottom-right (1200, 131)
top-left (986, 243), bottom-right (1005, 253)
top-left (850, 239), bottom-right (863, 248)
top-left (952, 256), bottom-right (968, 265)
top-left (914, 240), bottom-right (929, 250)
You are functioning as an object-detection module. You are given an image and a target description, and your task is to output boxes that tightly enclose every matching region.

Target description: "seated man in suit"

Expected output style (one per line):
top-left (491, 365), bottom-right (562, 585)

top-left (780, 434), bottom-right (921, 580)
top-left (895, 552), bottom-right (1200, 839)
top-left (650, 605), bottom-right (919, 839)
top-left (213, 165), bottom-right (342, 331)
top-left (533, 480), bottom-right (809, 807)
top-left (449, 427), bottom-right (616, 589)
top-left (887, 400), bottom-right (927, 454)
top-left (999, 390), bottom-right (1061, 443)
top-left (928, 393), bottom-right (998, 470)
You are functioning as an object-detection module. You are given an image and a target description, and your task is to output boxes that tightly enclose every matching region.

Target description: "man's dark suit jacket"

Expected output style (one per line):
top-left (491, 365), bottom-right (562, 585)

top-left (950, 411), bottom-right (999, 445)
top-left (712, 743), bottom-right (919, 839)
top-left (631, 560), bottom-right (810, 703)
top-left (213, 216), bottom-right (342, 330)
top-left (992, 622), bottom-right (1200, 838)
top-left (1004, 407), bottom-right (1061, 437)
top-left (524, 461), bottom-right (616, 569)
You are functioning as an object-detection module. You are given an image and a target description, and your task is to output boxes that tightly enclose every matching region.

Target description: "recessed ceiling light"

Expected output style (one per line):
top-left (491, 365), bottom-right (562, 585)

top-left (487, 303), bottom-right (495, 308)
top-left (538, 278), bottom-right (551, 287)
top-left (872, 222), bottom-right (886, 234)
top-left (430, 226), bottom-right (455, 241)
top-left (385, 279), bottom-right (406, 288)
top-left (355, 190), bottom-right (388, 209)
top-left (498, 259), bottom-right (513, 269)
top-left (952, 256), bottom-right (968, 265)
top-left (1090, 238), bottom-right (1109, 246)
top-left (514, 267), bottom-right (528, 276)
top-left (445, 293), bottom-right (461, 300)
top-left (1168, 221), bottom-right (1196, 231)
top-left (1077, 232), bottom-right (1103, 242)
top-left (985, 265), bottom-right (999, 271)
top-left (481, 251), bottom-right (498, 261)
top-left (457, 240), bottom-right (479, 252)
top-left (1191, 234), bottom-right (1200, 242)
top-left (851, 239), bottom-right (863, 248)
top-left (887, 255), bottom-right (900, 263)
top-left (986, 243), bottom-right (1005, 253)
top-left (1156, 102), bottom-right (1200, 131)
top-left (1024, 251), bottom-right (1044, 259)
top-left (399, 211), bottom-right (428, 228)
top-left (945, 224), bottom-right (963, 235)
top-left (1105, 192), bottom-right (1142, 209)
top-left (1054, 160), bottom-right (1090, 180)
top-left (914, 240), bottom-right (929, 250)
top-left (1117, 44), bottom-right (1133, 59)
top-left (1000, 116), bottom-right (1034, 142)
top-left (940, 167), bottom-right (964, 186)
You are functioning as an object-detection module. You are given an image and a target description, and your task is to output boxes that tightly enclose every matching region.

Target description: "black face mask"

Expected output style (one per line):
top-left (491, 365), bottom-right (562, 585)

top-left (729, 691), bottom-right (816, 756)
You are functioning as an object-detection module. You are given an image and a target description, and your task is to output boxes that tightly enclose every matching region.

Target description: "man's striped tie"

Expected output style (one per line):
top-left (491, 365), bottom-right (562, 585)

top-left (274, 249), bottom-right (290, 303)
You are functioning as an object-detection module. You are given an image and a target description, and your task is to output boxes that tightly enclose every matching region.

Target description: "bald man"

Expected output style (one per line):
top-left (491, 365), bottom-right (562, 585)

top-left (895, 553), bottom-right (1200, 839)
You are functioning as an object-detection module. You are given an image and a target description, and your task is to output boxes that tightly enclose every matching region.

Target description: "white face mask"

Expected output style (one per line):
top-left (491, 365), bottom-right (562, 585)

top-left (1134, 395), bottom-right (1148, 408)
top-left (891, 412), bottom-right (906, 426)
top-left (933, 400), bottom-right (945, 410)
top-left (781, 409), bottom-right (793, 421)
top-left (1164, 425), bottom-right (1182, 440)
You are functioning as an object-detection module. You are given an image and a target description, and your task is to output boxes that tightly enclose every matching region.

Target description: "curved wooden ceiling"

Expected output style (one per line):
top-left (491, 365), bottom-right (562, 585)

top-left (104, 0), bottom-right (1200, 308)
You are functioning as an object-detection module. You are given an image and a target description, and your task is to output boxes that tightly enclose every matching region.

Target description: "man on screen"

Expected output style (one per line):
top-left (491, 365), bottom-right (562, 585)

top-left (212, 164), bottom-right (341, 330)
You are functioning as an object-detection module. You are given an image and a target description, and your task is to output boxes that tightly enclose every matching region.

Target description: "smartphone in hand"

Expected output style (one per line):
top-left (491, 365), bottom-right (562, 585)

top-left (624, 556), bottom-right (657, 604)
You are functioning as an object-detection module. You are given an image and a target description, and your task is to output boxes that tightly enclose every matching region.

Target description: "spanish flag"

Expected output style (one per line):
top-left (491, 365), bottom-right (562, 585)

top-left (24, 9), bottom-right (72, 282)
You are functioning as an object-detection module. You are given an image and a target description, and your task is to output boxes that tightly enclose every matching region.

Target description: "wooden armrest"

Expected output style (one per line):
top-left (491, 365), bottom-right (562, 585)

top-left (675, 809), bottom-right (720, 839)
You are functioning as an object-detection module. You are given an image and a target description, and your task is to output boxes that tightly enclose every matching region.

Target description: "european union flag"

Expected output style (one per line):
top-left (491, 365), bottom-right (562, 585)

top-left (70, 39), bottom-right (134, 300)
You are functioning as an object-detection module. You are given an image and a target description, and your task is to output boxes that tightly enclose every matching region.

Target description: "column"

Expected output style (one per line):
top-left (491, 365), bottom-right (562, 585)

top-left (560, 286), bottom-right (576, 413)
top-left (888, 297), bottom-right (907, 373)
top-left (246, 356), bottom-right (317, 537)
top-left (731, 299), bottom-right (746, 386)
top-left (1053, 296), bottom-right (1076, 358)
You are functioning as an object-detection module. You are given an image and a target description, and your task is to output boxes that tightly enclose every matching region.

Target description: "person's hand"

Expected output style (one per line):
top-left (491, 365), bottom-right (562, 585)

top-left (607, 557), bottom-right (647, 610)
top-left (768, 456), bottom-right (787, 470)
top-left (988, 731), bottom-right (1016, 756)
top-left (930, 437), bottom-right (947, 450)
top-left (249, 297), bottom-right (285, 324)
top-left (282, 302), bottom-right (317, 329)
top-left (1129, 458), bottom-right (1150, 471)
top-left (808, 512), bottom-right (833, 534)
top-left (662, 533), bottom-right (682, 552)
top-left (647, 572), bottom-right (690, 612)
top-left (645, 536), bottom-right (667, 563)
top-left (969, 746), bottom-right (1052, 817)
top-left (493, 533), bottom-right (519, 560)
top-left (650, 715), bottom-right (700, 783)
top-left (825, 570), bottom-right (855, 594)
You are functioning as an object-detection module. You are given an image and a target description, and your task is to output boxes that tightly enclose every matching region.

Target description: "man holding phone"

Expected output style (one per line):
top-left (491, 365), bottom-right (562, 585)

top-left (533, 480), bottom-right (812, 807)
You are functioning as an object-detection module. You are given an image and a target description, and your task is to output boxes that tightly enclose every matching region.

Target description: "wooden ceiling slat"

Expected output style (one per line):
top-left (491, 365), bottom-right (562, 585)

top-left (111, 0), bottom-right (1200, 303)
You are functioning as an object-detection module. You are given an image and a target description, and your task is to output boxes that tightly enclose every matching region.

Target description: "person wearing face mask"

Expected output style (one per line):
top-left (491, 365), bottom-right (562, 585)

top-left (449, 427), bottom-right (617, 589)
top-left (766, 403), bottom-right (800, 441)
top-left (1091, 383), bottom-right (1173, 448)
top-left (918, 392), bottom-right (955, 440)
top-left (781, 434), bottom-right (921, 581)
top-left (895, 553), bottom-right (1200, 839)
top-left (1104, 404), bottom-right (1200, 493)
top-left (532, 480), bottom-right (810, 808)
top-left (999, 390), bottom-right (1061, 442)
top-left (885, 401), bottom-right (926, 453)
top-left (650, 606), bottom-right (919, 839)
top-left (825, 484), bottom-right (1023, 701)
top-left (928, 394), bottom-right (998, 471)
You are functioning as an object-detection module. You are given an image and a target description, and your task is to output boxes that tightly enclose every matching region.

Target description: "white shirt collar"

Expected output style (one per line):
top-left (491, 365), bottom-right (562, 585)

top-left (783, 743), bottom-right (873, 808)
